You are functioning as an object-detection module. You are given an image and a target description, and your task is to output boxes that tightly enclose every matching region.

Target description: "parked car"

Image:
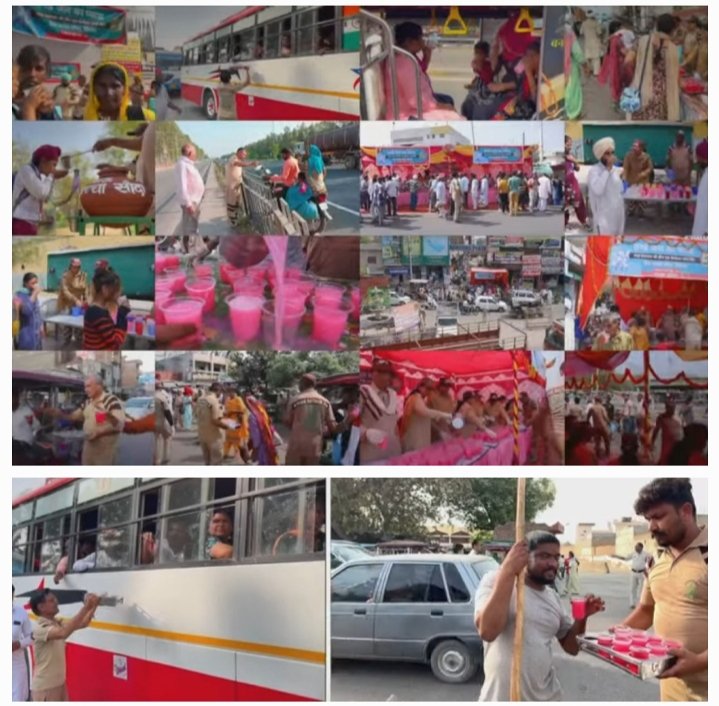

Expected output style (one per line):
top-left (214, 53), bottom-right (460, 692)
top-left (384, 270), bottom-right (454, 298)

top-left (331, 553), bottom-right (499, 683)
top-left (389, 292), bottom-right (412, 307)
top-left (511, 290), bottom-right (541, 308)
top-left (123, 396), bottom-right (154, 421)
top-left (436, 316), bottom-right (459, 337)
top-left (476, 295), bottom-right (509, 313)
top-left (331, 540), bottom-right (373, 570)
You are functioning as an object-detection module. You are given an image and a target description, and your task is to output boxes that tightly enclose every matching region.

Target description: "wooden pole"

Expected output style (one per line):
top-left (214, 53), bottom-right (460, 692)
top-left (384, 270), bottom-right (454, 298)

top-left (510, 478), bottom-right (527, 702)
top-left (512, 352), bottom-right (521, 465)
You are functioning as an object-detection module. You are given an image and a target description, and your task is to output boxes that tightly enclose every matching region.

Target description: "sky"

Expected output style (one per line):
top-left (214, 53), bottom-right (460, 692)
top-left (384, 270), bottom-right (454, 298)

top-left (622, 351), bottom-right (706, 380)
top-left (535, 477), bottom-right (709, 542)
top-left (13, 123), bottom-right (113, 155)
top-left (178, 121), bottom-right (315, 158)
top-left (361, 121), bottom-right (565, 153)
top-left (122, 351), bottom-right (155, 373)
top-left (156, 6), bottom-right (239, 50)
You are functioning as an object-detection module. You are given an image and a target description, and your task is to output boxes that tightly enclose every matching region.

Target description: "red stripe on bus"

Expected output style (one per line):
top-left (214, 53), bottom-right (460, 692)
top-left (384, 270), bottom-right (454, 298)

top-left (235, 94), bottom-right (356, 121)
top-left (182, 83), bottom-right (206, 106)
top-left (12, 479), bottom-right (74, 507)
top-left (65, 643), bottom-right (318, 701)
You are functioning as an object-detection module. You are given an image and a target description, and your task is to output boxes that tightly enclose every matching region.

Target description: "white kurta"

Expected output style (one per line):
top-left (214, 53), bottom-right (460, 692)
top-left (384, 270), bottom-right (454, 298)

top-left (479, 177), bottom-right (489, 206)
top-left (12, 603), bottom-right (33, 701)
top-left (692, 170), bottom-right (707, 236)
top-left (587, 163), bottom-right (626, 236)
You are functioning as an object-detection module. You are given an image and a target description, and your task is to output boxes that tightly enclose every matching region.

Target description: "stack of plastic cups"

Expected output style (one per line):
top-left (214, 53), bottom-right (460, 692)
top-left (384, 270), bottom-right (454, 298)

top-left (156, 253), bottom-right (180, 273)
top-left (185, 277), bottom-right (216, 314)
top-left (226, 294), bottom-right (264, 345)
top-left (312, 284), bottom-right (349, 349)
top-left (155, 276), bottom-right (176, 325)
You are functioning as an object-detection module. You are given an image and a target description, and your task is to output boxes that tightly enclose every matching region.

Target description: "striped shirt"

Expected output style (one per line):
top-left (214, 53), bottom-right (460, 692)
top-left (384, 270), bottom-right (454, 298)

top-left (83, 305), bottom-right (130, 350)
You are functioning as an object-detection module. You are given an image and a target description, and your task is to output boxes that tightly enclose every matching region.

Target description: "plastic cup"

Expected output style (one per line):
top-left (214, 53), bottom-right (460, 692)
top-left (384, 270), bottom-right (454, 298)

top-left (71, 305), bottom-right (82, 316)
top-left (193, 263), bottom-right (214, 279)
top-left (312, 304), bottom-right (348, 348)
top-left (262, 300), bottom-right (306, 349)
top-left (650, 645), bottom-right (669, 657)
top-left (613, 639), bottom-right (631, 653)
top-left (156, 254), bottom-right (180, 273)
top-left (127, 314), bottom-right (136, 335)
top-left (630, 646), bottom-right (650, 660)
top-left (351, 287), bottom-right (361, 319)
top-left (284, 267), bottom-right (304, 280)
top-left (232, 277), bottom-right (266, 298)
top-left (154, 290), bottom-right (174, 325)
top-left (631, 634), bottom-right (649, 646)
top-left (570, 597), bottom-right (587, 620)
top-left (185, 277), bottom-right (216, 314)
top-left (160, 297), bottom-right (204, 332)
top-left (314, 284), bottom-right (345, 308)
top-left (134, 317), bottom-right (144, 336)
top-left (226, 294), bottom-right (264, 344)
top-left (597, 634), bottom-right (613, 647)
top-left (246, 266), bottom-right (268, 284)
top-left (95, 410), bottom-right (107, 425)
top-left (219, 262), bottom-right (241, 284)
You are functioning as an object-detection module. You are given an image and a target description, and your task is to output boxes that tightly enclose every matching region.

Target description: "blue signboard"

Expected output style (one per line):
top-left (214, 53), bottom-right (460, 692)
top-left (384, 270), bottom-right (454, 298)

top-left (377, 148), bottom-right (429, 167)
top-left (609, 239), bottom-right (708, 280)
top-left (423, 237), bottom-right (449, 259)
top-left (13, 6), bottom-right (127, 44)
top-left (473, 146), bottom-right (523, 164)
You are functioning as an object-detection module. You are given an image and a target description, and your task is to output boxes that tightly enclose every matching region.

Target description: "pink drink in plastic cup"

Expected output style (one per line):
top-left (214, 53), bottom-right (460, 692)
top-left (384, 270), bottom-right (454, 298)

top-left (185, 277), bottom-right (216, 314)
top-left (262, 301), bottom-right (305, 349)
top-left (219, 262), bottom-right (241, 284)
top-left (650, 644), bottom-right (669, 656)
top-left (193, 263), bottom-right (213, 279)
top-left (227, 295), bottom-right (264, 343)
top-left (631, 633), bottom-right (649, 646)
top-left (154, 290), bottom-right (174, 325)
top-left (597, 634), bottom-right (613, 647)
top-left (613, 639), bottom-right (631, 652)
top-left (314, 284), bottom-right (345, 308)
top-left (134, 317), bottom-right (144, 336)
top-left (126, 314), bottom-right (136, 335)
top-left (351, 287), bottom-right (361, 318)
top-left (570, 597), bottom-right (587, 620)
top-left (160, 297), bottom-right (204, 331)
top-left (630, 646), bottom-right (650, 660)
top-left (312, 305), bottom-right (348, 348)
top-left (232, 277), bottom-right (266, 298)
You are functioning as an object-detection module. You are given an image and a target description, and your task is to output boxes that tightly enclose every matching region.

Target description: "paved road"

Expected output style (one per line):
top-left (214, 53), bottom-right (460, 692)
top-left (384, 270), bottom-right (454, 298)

top-left (166, 428), bottom-right (287, 465)
top-left (156, 159), bottom-right (359, 236)
top-left (117, 431), bottom-right (154, 465)
top-left (361, 207), bottom-right (564, 237)
top-left (331, 573), bottom-right (660, 702)
top-left (361, 302), bottom-right (564, 349)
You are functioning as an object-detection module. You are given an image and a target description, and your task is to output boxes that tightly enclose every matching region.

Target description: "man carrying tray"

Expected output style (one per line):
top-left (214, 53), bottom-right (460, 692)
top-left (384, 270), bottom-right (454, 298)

top-left (620, 478), bottom-right (707, 701)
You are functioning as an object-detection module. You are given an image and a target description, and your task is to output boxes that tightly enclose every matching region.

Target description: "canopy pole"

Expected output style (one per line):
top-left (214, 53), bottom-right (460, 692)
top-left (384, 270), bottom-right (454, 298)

top-left (512, 352), bottom-right (521, 465)
top-left (642, 350), bottom-right (651, 452)
top-left (510, 478), bottom-right (527, 701)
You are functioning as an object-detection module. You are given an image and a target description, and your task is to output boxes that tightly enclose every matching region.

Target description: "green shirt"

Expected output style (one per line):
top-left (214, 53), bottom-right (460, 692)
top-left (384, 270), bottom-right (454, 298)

top-left (508, 176), bottom-right (522, 192)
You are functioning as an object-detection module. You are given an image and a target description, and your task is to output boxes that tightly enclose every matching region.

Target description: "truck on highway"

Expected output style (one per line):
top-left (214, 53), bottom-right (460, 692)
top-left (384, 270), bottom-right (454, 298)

top-left (296, 123), bottom-right (360, 170)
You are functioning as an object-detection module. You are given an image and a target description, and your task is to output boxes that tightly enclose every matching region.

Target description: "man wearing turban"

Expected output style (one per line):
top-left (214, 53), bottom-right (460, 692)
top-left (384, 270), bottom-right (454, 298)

top-left (12, 145), bottom-right (68, 235)
top-left (586, 137), bottom-right (625, 236)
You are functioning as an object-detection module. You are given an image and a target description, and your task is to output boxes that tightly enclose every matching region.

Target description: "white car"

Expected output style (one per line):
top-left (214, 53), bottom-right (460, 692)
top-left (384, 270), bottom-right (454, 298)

top-left (436, 316), bottom-right (459, 337)
top-left (476, 295), bottom-right (509, 313)
top-left (511, 290), bottom-right (541, 307)
top-left (389, 293), bottom-right (412, 307)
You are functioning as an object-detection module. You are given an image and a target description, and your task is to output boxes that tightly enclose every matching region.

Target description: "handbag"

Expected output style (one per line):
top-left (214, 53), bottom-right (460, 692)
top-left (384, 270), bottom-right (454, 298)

top-left (619, 36), bottom-right (652, 113)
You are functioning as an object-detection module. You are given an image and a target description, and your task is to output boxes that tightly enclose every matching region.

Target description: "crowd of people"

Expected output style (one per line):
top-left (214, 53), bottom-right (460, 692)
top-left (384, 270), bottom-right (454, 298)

top-left (360, 358), bottom-right (562, 465)
top-left (13, 259), bottom-right (142, 352)
top-left (385, 15), bottom-right (545, 121)
top-left (566, 9), bottom-right (708, 120)
top-left (13, 45), bottom-right (156, 121)
top-left (154, 375), bottom-right (360, 466)
top-left (578, 298), bottom-right (707, 351)
top-left (361, 169), bottom-right (562, 226)
top-left (565, 391), bottom-right (707, 465)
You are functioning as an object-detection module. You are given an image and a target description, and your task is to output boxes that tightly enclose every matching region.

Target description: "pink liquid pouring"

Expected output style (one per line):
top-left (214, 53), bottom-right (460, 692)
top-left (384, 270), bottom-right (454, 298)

top-left (263, 236), bottom-right (288, 350)
top-left (313, 305), bottom-right (348, 348)
top-left (227, 294), bottom-right (264, 343)
top-left (262, 300), bottom-right (305, 349)
top-left (185, 277), bottom-right (216, 314)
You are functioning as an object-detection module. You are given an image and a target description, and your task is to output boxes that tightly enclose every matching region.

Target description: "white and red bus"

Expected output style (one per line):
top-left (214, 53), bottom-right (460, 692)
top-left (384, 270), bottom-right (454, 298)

top-left (180, 5), bottom-right (360, 120)
top-left (12, 477), bottom-right (326, 701)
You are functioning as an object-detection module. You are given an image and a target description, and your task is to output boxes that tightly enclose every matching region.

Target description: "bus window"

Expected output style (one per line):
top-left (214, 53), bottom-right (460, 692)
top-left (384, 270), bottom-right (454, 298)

top-left (280, 17), bottom-right (292, 57)
top-left (138, 487), bottom-right (160, 565)
top-left (40, 515), bottom-right (70, 574)
top-left (13, 527), bottom-right (28, 575)
top-left (252, 489), bottom-right (305, 557)
top-left (255, 27), bottom-right (265, 59)
top-left (30, 522), bottom-right (44, 573)
top-left (212, 478), bottom-right (237, 500)
top-left (168, 478), bottom-right (202, 510)
top-left (204, 39), bottom-right (217, 64)
top-left (235, 29), bottom-right (255, 60)
top-left (218, 35), bottom-right (230, 63)
top-left (161, 513), bottom-right (202, 564)
top-left (206, 507), bottom-right (234, 561)
top-left (317, 7), bottom-right (337, 54)
top-left (296, 9), bottom-right (316, 55)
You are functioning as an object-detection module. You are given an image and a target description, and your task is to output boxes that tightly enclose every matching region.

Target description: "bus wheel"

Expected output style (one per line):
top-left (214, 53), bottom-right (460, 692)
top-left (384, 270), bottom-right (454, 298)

top-left (344, 154), bottom-right (358, 170)
top-left (203, 90), bottom-right (217, 120)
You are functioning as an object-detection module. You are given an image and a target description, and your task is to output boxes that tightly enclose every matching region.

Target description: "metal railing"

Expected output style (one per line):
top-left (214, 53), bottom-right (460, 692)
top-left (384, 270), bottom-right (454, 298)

top-left (240, 171), bottom-right (298, 235)
top-left (359, 8), bottom-right (423, 120)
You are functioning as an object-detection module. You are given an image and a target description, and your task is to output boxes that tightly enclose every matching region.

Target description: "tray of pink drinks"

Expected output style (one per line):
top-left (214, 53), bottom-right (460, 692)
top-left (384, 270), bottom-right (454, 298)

top-left (155, 253), bottom-right (360, 351)
top-left (576, 615), bottom-right (679, 680)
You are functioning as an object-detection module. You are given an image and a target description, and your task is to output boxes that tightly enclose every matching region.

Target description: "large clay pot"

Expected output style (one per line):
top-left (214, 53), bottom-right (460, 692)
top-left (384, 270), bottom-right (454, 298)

top-left (80, 177), bottom-right (153, 219)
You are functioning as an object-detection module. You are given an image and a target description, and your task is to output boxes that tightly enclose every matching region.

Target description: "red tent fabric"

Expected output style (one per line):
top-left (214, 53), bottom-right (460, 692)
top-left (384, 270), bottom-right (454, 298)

top-left (578, 236), bottom-right (612, 328)
top-left (612, 276), bottom-right (708, 322)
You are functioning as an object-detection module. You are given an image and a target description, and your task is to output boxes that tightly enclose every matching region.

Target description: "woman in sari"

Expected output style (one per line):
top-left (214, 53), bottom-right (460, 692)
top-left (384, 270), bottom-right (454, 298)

top-left (14, 273), bottom-right (43, 350)
top-left (84, 63), bottom-right (156, 121)
top-left (246, 395), bottom-right (280, 465)
top-left (564, 25), bottom-right (584, 120)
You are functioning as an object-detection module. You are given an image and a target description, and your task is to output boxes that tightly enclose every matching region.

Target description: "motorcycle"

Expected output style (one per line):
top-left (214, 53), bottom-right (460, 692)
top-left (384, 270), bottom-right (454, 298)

top-left (261, 168), bottom-right (330, 234)
top-left (459, 299), bottom-right (480, 315)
